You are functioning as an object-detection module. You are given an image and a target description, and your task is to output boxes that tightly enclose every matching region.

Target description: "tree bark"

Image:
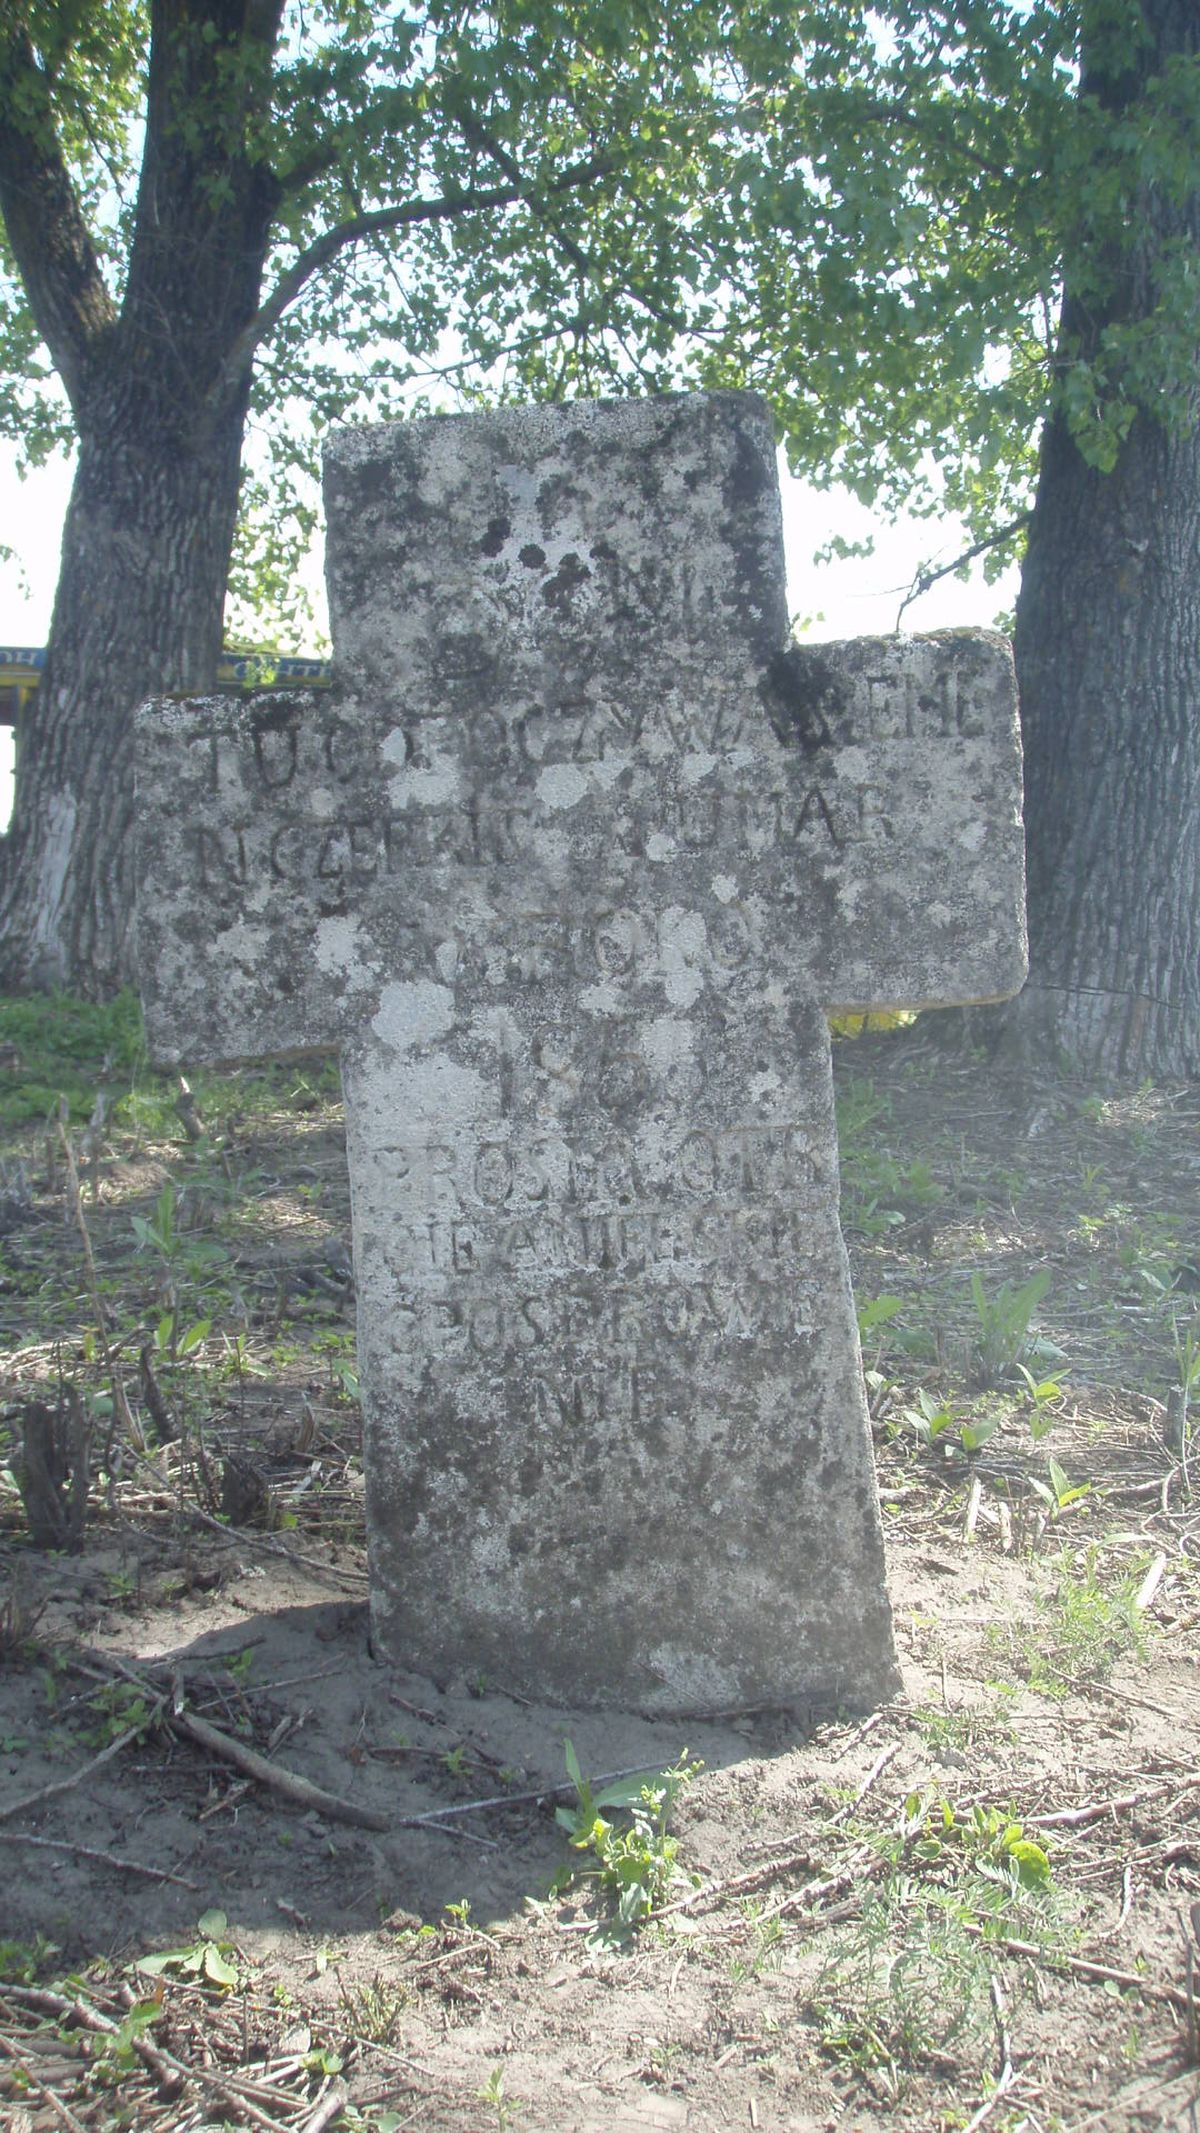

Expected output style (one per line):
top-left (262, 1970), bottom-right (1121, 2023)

top-left (997, 0), bottom-right (1200, 1081)
top-left (1003, 403), bottom-right (1200, 1079)
top-left (0, 392), bottom-right (249, 991)
top-left (0, 0), bottom-right (282, 995)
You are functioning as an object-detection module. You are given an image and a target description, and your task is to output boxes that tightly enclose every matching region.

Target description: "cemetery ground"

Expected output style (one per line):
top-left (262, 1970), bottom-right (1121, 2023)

top-left (0, 998), bottom-right (1198, 2133)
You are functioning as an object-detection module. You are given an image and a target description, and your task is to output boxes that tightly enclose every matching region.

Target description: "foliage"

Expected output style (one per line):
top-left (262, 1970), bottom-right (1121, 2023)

top-left (553, 1741), bottom-right (701, 1932)
top-left (838, 1082), bottom-right (942, 1236)
top-left (995, 1548), bottom-right (1149, 1695)
top-left (1028, 1456), bottom-right (1092, 1523)
top-left (0, 0), bottom-right (788, 631)
top-left (0, 992), bottom-right (144, 1127)
top-left (0, 1935), bottom-right (58, 1984)
top-left (5, 4), bottom-right (1200, 624)
top-left (478, 2065), bottom-right (523, 2130)
top-left (1016, 1362), bottom-right (1070, 1439)
top-left (968, 1269), bottom-right (1053, 1386)
top-left (902, 1791), bottom-right (1053, 1895)
top-left (814, 1783), bottom-right (1063, 2094)
top-left (1, 1010), bottom-right (1198, 2125)
top-left (136, 1910), bottom-right (241, 1992)
top-left (708, 1), bottom-right (1200, 555)
top-left (899, 1384), bottom-right (999, 1457)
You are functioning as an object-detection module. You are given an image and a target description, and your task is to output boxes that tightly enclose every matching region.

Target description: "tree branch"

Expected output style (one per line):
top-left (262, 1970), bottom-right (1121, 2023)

top-left (460, 115), bottom-right (688, 342)
top-left (896, 511), bottom-right (1032, 626)
top-left (854, 95), bottom-right (1016, 183)
top-left (0, 27), bottom-right (118, 415)
top-left (206, 152), bottom-right (614, 421)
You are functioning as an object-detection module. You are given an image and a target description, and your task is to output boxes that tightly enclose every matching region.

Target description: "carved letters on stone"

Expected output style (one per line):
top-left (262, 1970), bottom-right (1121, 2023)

top-left (135, 392), bottom-right (1026, 1713)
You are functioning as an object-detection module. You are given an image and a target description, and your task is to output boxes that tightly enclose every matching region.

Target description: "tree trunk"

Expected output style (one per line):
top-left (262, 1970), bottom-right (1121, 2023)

top-left (0, 391), bottom-right (246, 992)
top-left (0, 0), bottom-right (283, 996)
top-left (993, 0), bottom-right (1200, 1082)
top-left (1000, 406), bottom-right (1200, 1080)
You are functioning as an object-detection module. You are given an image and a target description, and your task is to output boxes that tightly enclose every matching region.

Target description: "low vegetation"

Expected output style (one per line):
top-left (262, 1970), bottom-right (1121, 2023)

top-left (1, 996), bottom-right (1198, 2130)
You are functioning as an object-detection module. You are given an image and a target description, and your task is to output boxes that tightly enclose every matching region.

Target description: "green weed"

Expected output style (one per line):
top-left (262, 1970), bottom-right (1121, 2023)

top-left (83, 1680), bottom-right (156, 1748)
top-left (968, 1270), bottom-right (1053, 1387)
top-left (997, 1550), bottom-right (1147, 1696)
top-left (897, 1386), bottom-right (999, 1458)
top-left (95, 1996), bottom-right (164, 2077)
top-left (552, 1742), bottom-right (701, 1933)
top-left (837, 1079), bottom-right (943, 1236)
top-left (1027, 1457), bottom-right (1091, 1525)
top-left (913, 1699), bottom-right (1018, 1753)
top-left (130, 1180), bottom-right (228, 1287)
top-left (478, 2065), bottom-right (523, 2130)
top-left (1015, 1363), bottom-right (1070, 1440)
top-left (0, 991), bottom-right (144, 1128)
top-left (338, 1973), bottom-right (409, 2042)
top-left (814, 1786), bottom-right (1064, 2095)
top-left (136, 1909), bottom-right (241, 1992)
top-left (0, 1935), bottom-right (59, 1984)
top-left (730, 1901), bottom-right (785, 1981)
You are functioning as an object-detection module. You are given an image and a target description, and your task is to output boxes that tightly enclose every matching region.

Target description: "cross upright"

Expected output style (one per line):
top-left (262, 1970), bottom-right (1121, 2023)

top-left (135, 392), bottom-right (1025, 1714)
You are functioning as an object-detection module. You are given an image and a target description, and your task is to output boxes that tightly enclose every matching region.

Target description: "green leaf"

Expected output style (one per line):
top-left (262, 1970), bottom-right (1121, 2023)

top-left (203, 1944), bottom-right (239, 1987)
top-left (959, 1415), bottom-right (1000, 1452)
top-left (1006, 1836), bottom-right (1052, 1888)
top-left (136, 1948), bottom-right (190, 1979)
top-left (857, 1294), bottom-right (904, 1336)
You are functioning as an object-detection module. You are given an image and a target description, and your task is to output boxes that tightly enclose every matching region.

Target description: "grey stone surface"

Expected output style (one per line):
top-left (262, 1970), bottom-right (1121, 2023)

top-left (135, 390), bottom-right (1026, 1713)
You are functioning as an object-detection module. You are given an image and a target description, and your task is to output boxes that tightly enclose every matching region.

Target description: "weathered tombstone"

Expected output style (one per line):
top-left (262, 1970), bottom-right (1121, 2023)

top-left (135, 391), bottom-right (1025, 1714)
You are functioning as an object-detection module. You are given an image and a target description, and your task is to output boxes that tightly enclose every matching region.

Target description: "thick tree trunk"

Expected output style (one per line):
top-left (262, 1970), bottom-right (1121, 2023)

top-left (999, 405), bottom-right (1200, 1079)
top-left (0, 392), bottom-right (247, 993)
top-left (990, 0), bottom-right (1200, 1082)
top-left (0, 0), bottom-right (283, 996)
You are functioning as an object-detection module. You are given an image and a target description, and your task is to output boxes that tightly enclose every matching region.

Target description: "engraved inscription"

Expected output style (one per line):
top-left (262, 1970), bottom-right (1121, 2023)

top-left (368, 1122), bottom-right (827, 1217)
top-left (375, 1276), bottom-right (814, 1360)
top-left (134, 392), bottom-right (1024, 1711)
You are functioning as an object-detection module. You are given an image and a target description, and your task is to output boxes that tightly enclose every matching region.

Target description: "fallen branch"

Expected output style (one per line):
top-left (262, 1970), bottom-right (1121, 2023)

top-left (391, 1761), bottom-right (674, 1828)
top-left (113, 1981), bottom-right (185, 2099)
top-left (169, 1706), bottom-right (390, 1832)
top-left (967, 1923), bottom-right (1194, 2012)
top-left (828, 1739), bottom-right (901, 1826)
top-left (0, 1704), bottom-right (165, 1824)
top-left (10, 1974), bottom-right (316, 2131)
top-left (961, 2059), bottom-right (1017, 2133)
top-left (0, 2031), bottom-right (89, 2133)
top-left (652, 1847), bottom-right (820, 1920)
top-left (299, 2082), bottom-right (350, 2133)
top-left (0, 1830), bottom-right (198, 1889)
top-left (1030, 1771), bottom-right (1200, 1829)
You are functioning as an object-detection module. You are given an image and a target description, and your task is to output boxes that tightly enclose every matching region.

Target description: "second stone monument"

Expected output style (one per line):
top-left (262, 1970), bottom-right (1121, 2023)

top-left (135, 392), bottom-right (1026, 1712)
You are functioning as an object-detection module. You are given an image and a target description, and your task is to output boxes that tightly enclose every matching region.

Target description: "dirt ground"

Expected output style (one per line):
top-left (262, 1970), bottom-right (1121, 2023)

top-left (1, 1020), bottom-right (1199, 2132)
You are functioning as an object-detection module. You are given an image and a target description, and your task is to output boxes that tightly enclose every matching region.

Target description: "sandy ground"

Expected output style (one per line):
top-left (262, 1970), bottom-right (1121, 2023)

top-left (1, 1030), bottom-right (1199, 2129)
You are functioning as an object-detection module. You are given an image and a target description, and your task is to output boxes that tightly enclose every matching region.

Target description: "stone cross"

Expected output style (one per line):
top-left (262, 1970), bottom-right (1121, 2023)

top-left (135, 392), bottom-right (1025, 1714)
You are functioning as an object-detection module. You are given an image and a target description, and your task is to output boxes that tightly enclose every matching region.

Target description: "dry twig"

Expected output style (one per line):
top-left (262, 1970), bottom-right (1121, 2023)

top-left (0, 1830), bottom-right (198, 1889)
top-left (0, 1703), bottom-right (165, 1824)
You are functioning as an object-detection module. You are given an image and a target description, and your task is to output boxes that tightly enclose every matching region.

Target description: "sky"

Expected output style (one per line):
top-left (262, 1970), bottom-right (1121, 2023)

top-left (0, 445), bottom-right (1019, 825)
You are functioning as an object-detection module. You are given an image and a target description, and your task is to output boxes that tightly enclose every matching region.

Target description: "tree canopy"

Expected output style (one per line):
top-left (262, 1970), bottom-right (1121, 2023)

top-left (4, 1), bottom-right (1200, 1068)
top-left (5, 2), bottom-right (1199, 634)
top-left (717, 1), bottom-right (1200, 569)
top-left (1, 0), bottom-right (764, 635)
